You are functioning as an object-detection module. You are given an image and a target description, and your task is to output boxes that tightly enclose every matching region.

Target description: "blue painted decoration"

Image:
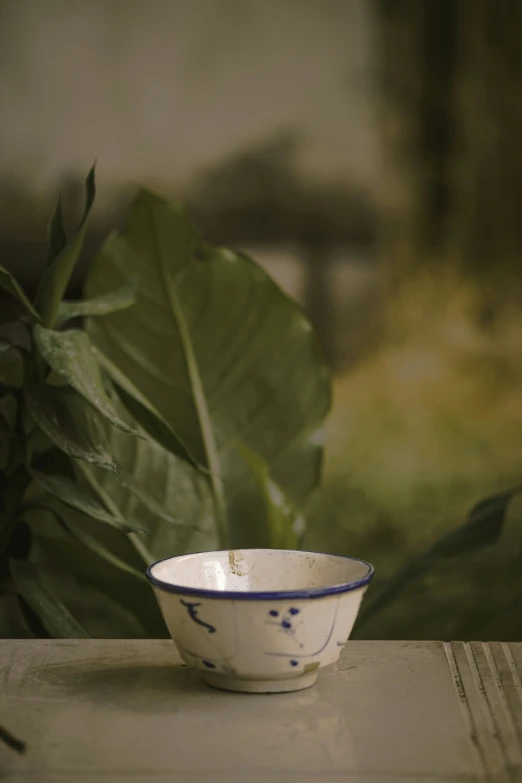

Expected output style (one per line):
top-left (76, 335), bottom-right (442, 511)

top-left (264, 598), bottom-right (340, 659)
top-left (179, 599), bottom-right (216, 633)
top-left (266, 607), bottom-right (303, 647)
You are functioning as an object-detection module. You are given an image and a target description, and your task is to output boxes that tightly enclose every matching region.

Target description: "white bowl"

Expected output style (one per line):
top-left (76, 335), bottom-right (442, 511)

top-left (147, 549), bottom-right (374, 693)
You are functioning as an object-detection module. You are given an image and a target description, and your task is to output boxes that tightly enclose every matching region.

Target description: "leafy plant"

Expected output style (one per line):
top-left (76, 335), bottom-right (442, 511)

top-left (353, 488), bottom-right (520, 635)
top-left (0, 170), bottom-right (331, 649)
top-left (85, 190), bottom-right (330, 552)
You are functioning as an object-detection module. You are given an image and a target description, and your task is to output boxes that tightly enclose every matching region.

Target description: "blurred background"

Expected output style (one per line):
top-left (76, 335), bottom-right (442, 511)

top-left (1, 0), bottom-right (521, 640)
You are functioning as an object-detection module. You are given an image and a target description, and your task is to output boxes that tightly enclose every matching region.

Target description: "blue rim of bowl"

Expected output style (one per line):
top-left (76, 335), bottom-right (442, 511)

top-left (146, 549), bottom-right (375, 600)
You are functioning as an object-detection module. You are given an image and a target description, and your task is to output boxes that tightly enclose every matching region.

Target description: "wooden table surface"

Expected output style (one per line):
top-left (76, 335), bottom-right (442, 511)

top-left (1, 640), bottom-right (521, 782)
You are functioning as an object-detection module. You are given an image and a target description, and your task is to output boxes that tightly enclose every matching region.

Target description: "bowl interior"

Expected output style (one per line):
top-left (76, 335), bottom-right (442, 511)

top-left (148, 549), bottom-right (373, 596)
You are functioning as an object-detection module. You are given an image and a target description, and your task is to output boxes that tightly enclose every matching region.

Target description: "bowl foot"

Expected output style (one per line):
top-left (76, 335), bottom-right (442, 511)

top-left (202, 670), bottom-right (318, 694)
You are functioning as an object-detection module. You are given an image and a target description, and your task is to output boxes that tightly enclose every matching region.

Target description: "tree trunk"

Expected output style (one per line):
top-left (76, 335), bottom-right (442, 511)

top-left (454, 0), bottom-right (522, 282)
top-left (375, 0), bottom-right (522, 308)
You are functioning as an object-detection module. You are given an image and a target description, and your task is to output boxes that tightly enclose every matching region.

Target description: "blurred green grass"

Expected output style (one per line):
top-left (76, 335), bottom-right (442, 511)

top-left (304, 278), bottom-right (522, 641)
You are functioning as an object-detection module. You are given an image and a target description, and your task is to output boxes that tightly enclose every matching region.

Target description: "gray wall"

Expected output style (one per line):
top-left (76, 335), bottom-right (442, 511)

top-left (0, 0), bottom-right (378, 201)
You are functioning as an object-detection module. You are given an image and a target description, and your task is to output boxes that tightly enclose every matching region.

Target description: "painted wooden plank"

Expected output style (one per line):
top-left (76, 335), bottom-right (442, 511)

top-left (1, 640), bottom-right (520, 782)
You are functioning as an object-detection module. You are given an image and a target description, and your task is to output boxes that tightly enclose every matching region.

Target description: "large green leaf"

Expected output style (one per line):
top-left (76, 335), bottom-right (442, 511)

top-left (35, 166), bottom-right (96, 327)
top-left (28, 470), bottom-right (144, 533)
top-left (25, 382), bottom-right (116, 472)
top-left (92, 343), bottom-right (197, 467)
top-left (44, 507), bottom-right (146, 582)
top-left (81, 424), bottom-right (217, 562)
top-left (238, 445), bottom-right (303, 549)
top-left (9, 557), bottom-right (88, 638)
top-left (85, 190), bottom-right (331, 548)
top-left (33, 524), bottom-right (166, 637)
top-left (0, 265), bottom-right (40, 321)
top-left (34, 326), bottom-right (139, 436)
top-left (116, 468), bottom-right (194, 527)
top-left (47, 198), bottom-right (67, 264)
top-left (56, 280), bottom-right (136, 327)
top-left (355, 489), bottom-right (519, 632)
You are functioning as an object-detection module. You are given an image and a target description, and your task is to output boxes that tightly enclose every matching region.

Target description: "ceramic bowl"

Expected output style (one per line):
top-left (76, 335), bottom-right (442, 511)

top-left (147, 549), bottom-right (374, 693)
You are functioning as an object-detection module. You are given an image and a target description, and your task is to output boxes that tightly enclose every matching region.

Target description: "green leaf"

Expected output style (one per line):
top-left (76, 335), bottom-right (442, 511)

top-left (0, 421), bottom-right (14, 442)
top-left (31, 446), bottom-right (76, 480)
top-left (83, 165), bottom-right (96, 219)
top-left (116, 468), bottom-right (196, 527)
top-left (34, 526), bottom-right (166, 637)
top-left (9, 557), bottom-right (88, 638)
top-left (80, 423), bottom-right (218, 563)
top-left (56, 280), bottom-right (136, 327)
top-left (2, 466), bottom-right (31, 515)
top-left (0, 514), bottom-right (15, 557)
top-left (238, 445), bottom-right (303, 549)
top-left (116, 383), bottom-right (198, 466)
top-left (85, 190), bottom-right (331, 548)
top-left (92, 342), bottom-right (197, 466)
top-left (28, 469), bottom-right (144, 533)
top-left (0, 348), bottom-right (23, 388)
top-left (34, 327), bottom-right (139, 436)
top-left (0, 392), bottom-right (17, 432)
top-left (44, 506), bottom-right (146, 581)
top-left (0, 321), bottom-right (31, 352)
top-left (25, 382), bottom-right (116, 472)
top-left (35, 165), bottom-right (96, 328)
top-left (47, 198), bottom-right (67, 264)
top-left (0, 301), bottom-right (29, 328)
top-left (0, 265), bottom-right (40, 320)
top-left (356, 489), bottom-right (520, 632)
